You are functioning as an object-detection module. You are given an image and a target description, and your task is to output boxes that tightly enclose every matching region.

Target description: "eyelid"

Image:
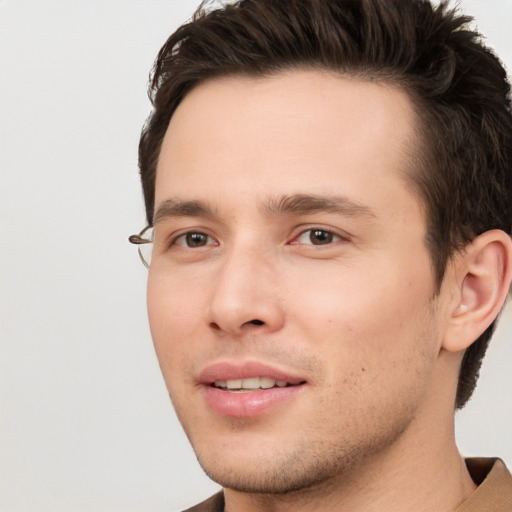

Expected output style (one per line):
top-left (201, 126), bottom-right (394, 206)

top-left (288, 226), bottom-right (351, 246)
top-left (153, 224), bottom-right (218, 248)
top-left (171, 230), bottom-right (218, 247)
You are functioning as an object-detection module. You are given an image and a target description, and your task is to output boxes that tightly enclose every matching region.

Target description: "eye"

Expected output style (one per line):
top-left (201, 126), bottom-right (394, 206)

top-left (293, 228), bottom-right (342, 246)
top-left (174, 231), bottom-right (216, 248)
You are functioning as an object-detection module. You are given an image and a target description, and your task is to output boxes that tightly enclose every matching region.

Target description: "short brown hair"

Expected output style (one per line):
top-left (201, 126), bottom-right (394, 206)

top-left (138, 0), bottom-right (512, 408)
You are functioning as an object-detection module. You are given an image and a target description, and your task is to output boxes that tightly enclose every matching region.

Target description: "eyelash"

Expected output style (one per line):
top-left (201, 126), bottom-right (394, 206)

top-left (172, 231), bottom-right (217, 248)
top-left (168, 227), bottom-right (346, 249)
top-left (290, 228), bottom-right (344, 246)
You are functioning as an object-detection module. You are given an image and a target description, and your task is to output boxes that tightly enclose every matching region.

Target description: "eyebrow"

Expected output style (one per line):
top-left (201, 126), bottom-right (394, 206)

top-left (153, 198), bottom-right (216, 224)
top-left (152, 193), bottom-right (376, 225)
top-left (263, 194), bottom-right (376, 219)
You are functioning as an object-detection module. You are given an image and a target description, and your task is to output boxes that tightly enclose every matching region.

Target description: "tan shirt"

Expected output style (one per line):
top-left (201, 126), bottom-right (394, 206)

top-left (184, 458), bottom-right (512, 512)
top-left (456, 458), bottom-right (512, 512)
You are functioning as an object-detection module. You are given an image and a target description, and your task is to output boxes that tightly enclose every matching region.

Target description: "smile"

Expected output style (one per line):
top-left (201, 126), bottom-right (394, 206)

top-left (200, 362), bottom-right (308, 417)
top-left (213, 377), bottom-right (295, 392)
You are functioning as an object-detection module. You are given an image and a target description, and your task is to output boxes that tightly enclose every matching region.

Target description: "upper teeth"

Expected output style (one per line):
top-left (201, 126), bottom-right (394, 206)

top-left (214, 377), bottom-right (289, 389)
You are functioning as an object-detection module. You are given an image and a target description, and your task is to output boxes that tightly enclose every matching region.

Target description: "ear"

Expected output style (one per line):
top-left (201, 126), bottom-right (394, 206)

top-left (442, 230), bottom-right (512, 352)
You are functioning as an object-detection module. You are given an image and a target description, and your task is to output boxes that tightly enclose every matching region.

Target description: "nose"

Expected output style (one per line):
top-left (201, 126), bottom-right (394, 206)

top-left (207, 244), bottom-right (285, 336)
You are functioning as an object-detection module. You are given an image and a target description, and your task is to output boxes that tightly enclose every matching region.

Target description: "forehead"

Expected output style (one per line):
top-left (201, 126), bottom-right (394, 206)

top-left (155, 70), bottom-right (420, 218)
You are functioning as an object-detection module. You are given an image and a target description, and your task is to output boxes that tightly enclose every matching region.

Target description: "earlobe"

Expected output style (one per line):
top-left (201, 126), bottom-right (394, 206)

top-left (443, 230), bottom-right (512, 353)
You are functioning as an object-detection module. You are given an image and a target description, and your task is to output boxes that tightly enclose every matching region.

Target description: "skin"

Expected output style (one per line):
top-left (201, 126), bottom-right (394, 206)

top-left (147, 70), bottom-right (494, 511)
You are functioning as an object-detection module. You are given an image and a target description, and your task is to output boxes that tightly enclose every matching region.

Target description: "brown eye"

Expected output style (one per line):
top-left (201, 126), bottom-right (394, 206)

top-left (174, 232), bottom-right (215, 248)
top-left (309, 229), bottom-right (335, 245)
top-left (186, 233), bottom-right (208, 247)
top-left (294, 228), bottom-right (341, 246)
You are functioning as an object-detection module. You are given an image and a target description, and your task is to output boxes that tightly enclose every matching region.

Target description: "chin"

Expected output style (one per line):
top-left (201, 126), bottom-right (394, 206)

top-left (188, 405), bottom-right (418, 496)
top-left (192, 435), bottom-right (368, 496)
top-left (199, 455), bottom-right (337, 495)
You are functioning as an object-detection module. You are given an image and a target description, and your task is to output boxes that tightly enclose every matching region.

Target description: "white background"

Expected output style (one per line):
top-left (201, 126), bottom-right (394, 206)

top-left (0, 1), bottom-right (511, 511)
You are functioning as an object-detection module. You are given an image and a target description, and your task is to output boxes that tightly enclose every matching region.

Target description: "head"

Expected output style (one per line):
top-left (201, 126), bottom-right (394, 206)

top-left (136, 0), bottom-right (512, 495)
top-left (138, 0), bottom-right (512, 409)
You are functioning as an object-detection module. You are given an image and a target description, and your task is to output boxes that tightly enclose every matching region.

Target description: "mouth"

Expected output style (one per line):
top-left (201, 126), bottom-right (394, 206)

top-left (211, 376), bottom-right (304, 393)
top-left (200, 362), bottom-right (308, 417)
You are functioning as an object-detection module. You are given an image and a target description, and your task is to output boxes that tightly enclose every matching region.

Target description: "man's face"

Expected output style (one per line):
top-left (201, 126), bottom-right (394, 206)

top-left (148, 70), bottom-right (447, 493)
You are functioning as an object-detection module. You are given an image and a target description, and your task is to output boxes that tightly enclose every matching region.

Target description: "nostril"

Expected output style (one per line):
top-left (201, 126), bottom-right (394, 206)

top-left (209, 319), bottom-right (266, 332)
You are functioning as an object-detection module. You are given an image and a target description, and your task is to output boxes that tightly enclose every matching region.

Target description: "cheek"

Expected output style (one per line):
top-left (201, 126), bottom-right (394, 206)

top-left (146, 271), bottom-right (202, 368)
top-left (147, 267), bottom-right (205, 326)
top-left (287, 261), bottom-right (438, 376)
top-left (291, 279), bottom-right (438, 432)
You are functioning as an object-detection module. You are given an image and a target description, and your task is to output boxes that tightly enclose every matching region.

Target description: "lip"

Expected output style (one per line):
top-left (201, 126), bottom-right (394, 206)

top-left (199, 361), bottom-right (307, 418)
top-left (199, 360), bottom-right (306, 385)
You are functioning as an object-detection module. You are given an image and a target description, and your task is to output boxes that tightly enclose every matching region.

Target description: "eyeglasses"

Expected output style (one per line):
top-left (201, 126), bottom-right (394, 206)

top-left (128, 226), bottom-right (154, 268)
